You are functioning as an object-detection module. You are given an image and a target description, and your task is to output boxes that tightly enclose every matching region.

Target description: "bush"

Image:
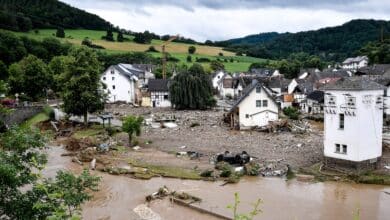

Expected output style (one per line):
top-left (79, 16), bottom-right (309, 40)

top-left (146, 46), bottom-right (158, 52)
top-left (244, 162), bottom-right (261, 176)
top-left (216, 162), bottom-right (233, 177)
top-left (200, 169), bottom-right (213, 177)
top-left (283, 107), bottom-right (300, 120)
top-left (196, 57), bottom-right (210, 63)
top-left (43, 105), bottom-right (55, 120)
top-left (188, 46), bottom-right (196, 54)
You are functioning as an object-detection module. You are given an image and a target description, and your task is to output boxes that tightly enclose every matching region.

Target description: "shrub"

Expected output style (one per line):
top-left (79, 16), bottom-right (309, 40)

top-left (196, 57), bottom-right (210, 63)
top-left (244, 162), bottom-right (261, 176)
top-left (146, 46), bottom-right (158, 52)
top-left (200, 169), bottom-right (213, 177)
top-left (43, 105), bottom-right (55, 120)
top-left (217, 162), bottom-right (233, 177)
top-left (188, 46), bottom-right (196, 54)
top-left (283, 106), bottom-right (300, 120)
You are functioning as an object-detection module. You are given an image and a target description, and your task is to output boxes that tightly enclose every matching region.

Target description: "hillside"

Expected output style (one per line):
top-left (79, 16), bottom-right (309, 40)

top-left (12, 29), bottom-right (266, 72)
top-left (218, 19), bottom-right (390, 61)
top-left (0, 0), bottom-right (112, 31)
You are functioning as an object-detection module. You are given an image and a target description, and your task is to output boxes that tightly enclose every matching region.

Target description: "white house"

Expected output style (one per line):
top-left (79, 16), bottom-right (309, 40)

top-left (300, 90), bottom-right (324, 114)
top-left (101, 64), bottom-right (139, 103)
top-left (228, 80), bottom-right (279, 130)
top-left (341, 56), bottom-right (368, 70)
top-left (323, 78), bottom-right (385, 169)
top-left (212, 71), bottom-right (226, 89)
top-left (148, 79), bottom-right (171, 107)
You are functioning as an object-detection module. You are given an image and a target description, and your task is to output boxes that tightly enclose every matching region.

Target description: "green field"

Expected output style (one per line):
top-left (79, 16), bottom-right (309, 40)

top-left (13, 29), bottom-right (266, 72)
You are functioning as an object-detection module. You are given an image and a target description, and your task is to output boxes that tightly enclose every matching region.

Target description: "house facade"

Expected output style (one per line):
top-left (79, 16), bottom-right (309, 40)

top-left (148, 79), bottom-right (171, 108)
top-left (101, 65), bottom-right (139, 103)
top-left (323, 78), bottom-right (385, 169)
top-left (341, 56), bottom-right (369, 70)
top-left (301, 90), bottom-right (324, 114)
top-left (228, 81), bottom-right (279, 130)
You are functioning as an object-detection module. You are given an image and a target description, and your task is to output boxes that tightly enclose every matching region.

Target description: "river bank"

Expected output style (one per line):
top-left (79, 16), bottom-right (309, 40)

top-left (44, 145), bottom-right (390, 220)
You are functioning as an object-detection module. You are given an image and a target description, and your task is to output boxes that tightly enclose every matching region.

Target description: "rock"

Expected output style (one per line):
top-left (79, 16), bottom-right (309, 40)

top-left (180, 145), bottom-right (186, 149)
top-left (90, 158), bottom-right (96, 170)
top-left (133, 146), bottom-right (141, 151)
top-left (296, 174), bottom-right (315, 182)
top-left (72, 157), bottom-right (83, 165)
top-left (133, 204), bottom-right (161, 220)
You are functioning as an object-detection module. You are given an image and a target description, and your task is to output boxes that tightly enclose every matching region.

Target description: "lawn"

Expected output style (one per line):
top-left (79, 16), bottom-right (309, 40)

top-left (21, 112), bottom-right (49, 129)
top-left (13, 29), bottom-right (267, 72)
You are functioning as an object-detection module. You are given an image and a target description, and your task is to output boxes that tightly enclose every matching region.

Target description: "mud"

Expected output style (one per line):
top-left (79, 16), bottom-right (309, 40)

top-left (43, 145), bottom-right (390, 220)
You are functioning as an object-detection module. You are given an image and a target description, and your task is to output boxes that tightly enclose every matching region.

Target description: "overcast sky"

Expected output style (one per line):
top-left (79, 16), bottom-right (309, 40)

top-left (61, 0), bottom-right (390, 41)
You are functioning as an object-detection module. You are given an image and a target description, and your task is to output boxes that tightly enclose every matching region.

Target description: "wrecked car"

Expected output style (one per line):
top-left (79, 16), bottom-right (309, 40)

top-left (216, 151), bottom-right (251, 165)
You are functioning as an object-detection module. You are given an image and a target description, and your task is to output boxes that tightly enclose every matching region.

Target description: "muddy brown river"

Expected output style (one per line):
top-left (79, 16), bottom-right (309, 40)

top-left (44, 146), bottom-right (390, 220)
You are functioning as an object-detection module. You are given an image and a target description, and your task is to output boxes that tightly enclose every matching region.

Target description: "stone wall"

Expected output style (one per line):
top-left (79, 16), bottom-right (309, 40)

top-left (0, 106), bottom-right (43, 126)
top-left (324, 156), bottom-right (378, 173)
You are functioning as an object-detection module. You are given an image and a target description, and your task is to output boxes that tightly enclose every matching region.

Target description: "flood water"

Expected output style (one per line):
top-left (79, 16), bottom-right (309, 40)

top-left (44, 146), bottom-right (390, 220)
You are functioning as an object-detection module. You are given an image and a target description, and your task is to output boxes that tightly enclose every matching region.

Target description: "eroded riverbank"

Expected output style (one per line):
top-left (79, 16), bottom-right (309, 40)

top-left (44, 145), bottom-right (390, 220)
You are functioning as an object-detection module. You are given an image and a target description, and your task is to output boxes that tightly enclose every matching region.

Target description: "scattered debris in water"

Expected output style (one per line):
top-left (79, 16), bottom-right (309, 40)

top-left (133, 204), bottom-right (161, 220)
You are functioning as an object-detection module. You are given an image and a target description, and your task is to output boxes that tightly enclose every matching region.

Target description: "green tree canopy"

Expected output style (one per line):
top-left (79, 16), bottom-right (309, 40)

top-left (122, 115), bottom-right (143, 146)
top-left (8, 55), bottom-right (52, 100)
top-left (169, 63), bottom-right (215, 110)
top-left (210, 60), bottom-right (225, 71)
top-left (360, 39), bottom-right (390, 64)
top-left (56, 27), bottom-right (65, 38)
top-left (117, 32), bottom-right (124, 42)
top-left (188, 46), bottom-right (196, 54)
top-left (61, 47), bottom-right (106, 125)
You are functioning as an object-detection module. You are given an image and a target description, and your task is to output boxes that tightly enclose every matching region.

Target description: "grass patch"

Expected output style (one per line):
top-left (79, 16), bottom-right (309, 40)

top-left (72, 125), bottom-right (105, 139)
top-left (356, 172), bottom-right (390, 185)
top-left (21, 112), bottom-right (49, 129)
top-left (128, 158), bottom-right (202, 180)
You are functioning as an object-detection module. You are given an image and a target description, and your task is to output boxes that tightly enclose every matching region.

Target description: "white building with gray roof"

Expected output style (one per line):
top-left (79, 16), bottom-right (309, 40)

top-left (323, 77), bottom-right (385, 169)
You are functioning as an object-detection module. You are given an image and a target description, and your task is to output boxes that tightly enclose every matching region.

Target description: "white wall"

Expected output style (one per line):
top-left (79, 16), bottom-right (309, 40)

top-left (385, 86), bottom-right (390, 116)
top-left (238, 86), bottom-right (279, 128)
top-left (101, 67), bottom-right (136, 103)
top-left (288, 79), bottom-right (298, 94)
top-left (324, 89), bottom-right (383, 162)
top-left (151, 91), bottom-right (171, 107)
top-left (212, 71), bottom-right (225, 89)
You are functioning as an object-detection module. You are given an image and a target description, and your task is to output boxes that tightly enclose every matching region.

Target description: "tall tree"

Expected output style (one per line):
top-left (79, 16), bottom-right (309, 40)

top-left (8, 55), bottom-right (52, 100)
top-left (210, 60), bottom-right (225, 71)
top-left (169, 63), bottom-right (215, 109)
top-left (104, 29), bottom-right (114, 41)
top-left (188, 46), bottom-right (196, 54)
top-left (61, 47), bottom-right (106, 125)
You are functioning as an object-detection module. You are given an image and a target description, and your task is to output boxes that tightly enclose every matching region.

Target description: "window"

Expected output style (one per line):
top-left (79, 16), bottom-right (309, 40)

top-left (110, 70), bottom-right (114, 74)
top-left (112, 85), bottom-right (115, 90)
top-left (164, 95), bottom-right (168, 100)
top-left (339, 114), bottom-right (344, 129)
top-left (256, 86), bottom-right (261, 93)
top-left (256, 100), bottom-right (261, 107)
top-left (103, 77), bottom-right (106, 80)
top-left (335, 144), bottom-right (340, 153)
top-left (245, 114), bottom-right (249, 118)
top-left (262, 100), bottom-right (268, 107)
top-left (342, 145), bottom-right (347, 154)
top-left (112, 77), bottom-right (115, 80)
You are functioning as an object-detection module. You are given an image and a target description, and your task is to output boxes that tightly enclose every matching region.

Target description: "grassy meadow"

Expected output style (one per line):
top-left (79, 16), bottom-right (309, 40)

top-left (13, 29), bottom-right (267, 72)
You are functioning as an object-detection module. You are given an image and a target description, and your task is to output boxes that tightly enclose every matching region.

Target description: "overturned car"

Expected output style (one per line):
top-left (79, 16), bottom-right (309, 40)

top-left (215, 151), bottom-right (251, 165)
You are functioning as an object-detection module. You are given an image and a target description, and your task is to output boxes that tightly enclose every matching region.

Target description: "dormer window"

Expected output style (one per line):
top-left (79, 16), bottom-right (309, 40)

top-left (111, 70), bottom-right (114, 74)
top-left (103, 77), bottom-right (106, 80)
top-left (256, 86), bottom-right (261, 93)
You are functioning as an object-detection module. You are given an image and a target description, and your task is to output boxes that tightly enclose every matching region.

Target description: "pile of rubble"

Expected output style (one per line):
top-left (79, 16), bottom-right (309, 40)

top-left (255, 119), bottom-right (312, 133)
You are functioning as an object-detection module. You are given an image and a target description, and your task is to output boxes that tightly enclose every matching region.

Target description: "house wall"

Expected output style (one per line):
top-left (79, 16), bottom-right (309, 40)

top-left (151, 91), bottom-right (171, 107)
top-left (101, 67), bottom-right (136, 103)
top-left (287, 79), bottom-right (298, 94)
top-left (301, 99), bottom-right (323, 114)
top-left (238, 87), bottom-right (279, 128)
top-left (385, 86), bottom-right (390, 116)
top-left (212, 71), bottom-right (224, 89)
top-left (324, 89), bottom-right (383, 162)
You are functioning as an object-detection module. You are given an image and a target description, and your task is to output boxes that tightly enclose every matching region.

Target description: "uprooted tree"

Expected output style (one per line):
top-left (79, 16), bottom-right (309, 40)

top-left (169, 63), bottom-right (216, 110)
top-left (60, 47), bottom-right (106, 125)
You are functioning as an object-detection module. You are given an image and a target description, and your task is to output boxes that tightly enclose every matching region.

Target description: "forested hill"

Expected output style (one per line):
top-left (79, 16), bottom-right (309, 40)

top-left (216, 19), bottom-right (390, 61)
top-left (0, 0), bottom-right (113, 31)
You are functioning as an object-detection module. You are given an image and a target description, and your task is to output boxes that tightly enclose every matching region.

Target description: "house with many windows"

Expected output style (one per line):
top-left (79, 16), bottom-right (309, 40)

top-left (323, 77), bottom-right (385, 170)
top-left (227, 80), bottom-right (279, 130)
top-left (148, 79), bottom-right (171, 107)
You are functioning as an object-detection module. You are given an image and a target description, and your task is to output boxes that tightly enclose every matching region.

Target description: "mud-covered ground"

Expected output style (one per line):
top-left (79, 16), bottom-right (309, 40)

top-left (105, 104), bottom-right (324, 169)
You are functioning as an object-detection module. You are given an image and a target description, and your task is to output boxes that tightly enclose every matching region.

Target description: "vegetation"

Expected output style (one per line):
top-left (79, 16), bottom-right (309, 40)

top-left (210, 60), bottom-right (225, 71)
top-left (0, 0), bottom-right (112, 31)
top-left (216, 19), bottom-right (390, 62)
top-left (169, 64), bottom-right (216, 110)
top-left (133, 31), bottom-right (154, 44)
top-left (359, 38), bottom-right (390, 64)
top-left (227, 193), bottom-right (262, 220)
top-left (122, 115), bottom-right (143, 146)
top-left (61, 47), bottom-right (106, 125)
top-left (0, 126), bottom-right (100, 219)
top-left (188, 45), bottom-right (196, 54)
top-left (103, 29), bottom-right (114, 42)
top-left (283, 107), bottom-right (300, 120)
top-left (56, 27), bottom-right (65, 38)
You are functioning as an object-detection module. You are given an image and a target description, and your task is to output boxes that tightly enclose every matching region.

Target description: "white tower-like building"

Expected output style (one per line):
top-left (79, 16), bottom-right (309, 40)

top-left (323, 78), bottom-right (385, 169)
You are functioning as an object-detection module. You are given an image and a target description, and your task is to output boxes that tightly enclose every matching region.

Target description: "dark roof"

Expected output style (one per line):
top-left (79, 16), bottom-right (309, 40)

top-left (356, 64), bottom-right (390, 76)
top-left (310, 70), bottom-right (350, 82)
top-left (307, 90), bottom-right (325, 103)
top-left (250, 68), bottom-right (274, 77)
top-left (148, 79), bottom-right (170, 91)
top-left (229, 80), bottom-right (277, 113)
top-left (323, 77), bottom-right (386, 91)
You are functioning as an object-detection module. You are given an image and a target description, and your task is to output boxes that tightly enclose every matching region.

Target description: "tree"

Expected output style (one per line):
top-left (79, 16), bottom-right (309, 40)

top-left (117, 32), bottom-right (124, 42)
top-left (169, 63), bottom-right (216, 109)
top-left (133, 31), bottom-right (153, 44)
top-left (360, 39), bottom-right (390, 64)
top-left (186, 55), bottom-right (192, 62)
top-left (210, 60), bottom-right (225, 71)
top-left (188, 46), bottom-right (196, 54)
top-left (56, 27), bottom-right (65, 38)
top-left (0, 60), bottom-right (8, 80)
top-left (122, 115), bottom-right (143, 146)
top-left (104, 29), bottom-right (114, 41)
top-left (49, 55), bottom-right (75, 93)
top-left (61, 47), bottom-right (106, 125)
top-left (8, 55), bottom-right (52, 100)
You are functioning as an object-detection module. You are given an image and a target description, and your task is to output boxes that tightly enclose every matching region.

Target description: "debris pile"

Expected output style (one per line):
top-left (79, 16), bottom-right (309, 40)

top-left (255, 119), bottom-right (312, 133)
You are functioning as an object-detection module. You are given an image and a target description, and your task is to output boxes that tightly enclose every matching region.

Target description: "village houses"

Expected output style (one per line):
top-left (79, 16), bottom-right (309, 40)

top-left (341, 56), bottom-right (369, 71)
top-left (147, 79), bottom-right (171, 107)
